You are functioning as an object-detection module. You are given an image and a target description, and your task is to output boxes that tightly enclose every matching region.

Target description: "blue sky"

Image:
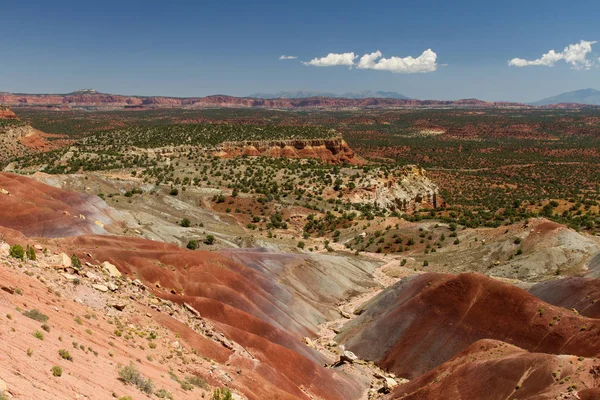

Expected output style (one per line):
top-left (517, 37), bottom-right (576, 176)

top-left (1, 0), bottom-right (599, 102)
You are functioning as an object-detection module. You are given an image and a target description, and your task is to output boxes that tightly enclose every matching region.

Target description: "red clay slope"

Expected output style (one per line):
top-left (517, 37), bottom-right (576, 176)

top-left (529, 277), bottom-right (600, 318)
top-left (390, 339), bottom-right (600, 400)
top-left (337, 272), bottom-right (600, 379)
top-left (0, 172), bottom-right (116, 237)
top-left (47, 234), bottom-right (368, 400)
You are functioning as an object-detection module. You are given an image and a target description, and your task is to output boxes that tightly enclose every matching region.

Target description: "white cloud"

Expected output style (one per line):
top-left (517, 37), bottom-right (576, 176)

top-left (302, 52), bottom-right (357, 67)
top-left (356, 49), bottom-right (438, 73)
top-left (509, 40), bottom-right (598, 70)
top-left (279, 55), bottom-right (297, 60)
top-left (299, 49), bottom-right (440, 73)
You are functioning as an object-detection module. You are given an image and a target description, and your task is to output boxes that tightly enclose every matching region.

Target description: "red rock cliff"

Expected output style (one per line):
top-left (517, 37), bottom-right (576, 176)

top-left (0, 92), bottom-right (531, 109)
top-left (0, 105), bottom-right (17, 119)
top-left (214, 136), bottom-right (363, 165)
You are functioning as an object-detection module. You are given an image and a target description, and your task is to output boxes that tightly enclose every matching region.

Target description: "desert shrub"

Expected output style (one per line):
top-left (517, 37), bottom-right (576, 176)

top-left (71, 254), bottom-right (82, 270)
top-left (186, 240), bottom-right (198, 250)
top-left (169, 188), bottom-right (179, 196)
top-left (185, 375), bottom-right (208, 389)
top-left (213, 388), bottom-right (233, 400)
top-left (51, 365), bottom-right (62, 377)
top-left (118, 362), bottom-right (154, 394)
top-left (297, 241), bottom-right (305, 249)
top-left (23, 309), bottom-right (49, 323)
top-left (204, 235), bottom-right (215, 245)
top-left (155, 389), bottom-right (174, 399)
top-left (26, 245), bottom-right (36, 261)
top-left (59, 349), bottom-right (73, 361)
top-left (180, 218), bottom-right (191, 227)
top-left (9, 244), bottom-right (24, 260)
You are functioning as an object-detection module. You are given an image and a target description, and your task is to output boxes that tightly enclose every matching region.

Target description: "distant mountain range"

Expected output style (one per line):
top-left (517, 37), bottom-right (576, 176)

top-left (2, 89), bottom-right (599, 110)
top-left (532, 88), bottom-right (600, 106)
top-left (248, 90), bottom-right (411, 100)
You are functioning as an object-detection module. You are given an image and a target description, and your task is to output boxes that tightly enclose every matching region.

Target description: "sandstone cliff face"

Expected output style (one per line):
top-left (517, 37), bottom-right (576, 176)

top-left (349, 166), bottom-right (442, 212)
top-left (0, 106), bottom-right (17, 119)
top-left (214, 136), bottom-right (364, 165)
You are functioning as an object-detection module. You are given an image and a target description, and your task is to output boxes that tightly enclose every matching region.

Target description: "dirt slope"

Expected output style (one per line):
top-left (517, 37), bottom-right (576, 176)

top-left (0, 242), bottom-right (229, 400)
top-left (412, 218), bottom-right (600, 280)
top-left (389, 339), bottom-right (600, 400)
top-left (336, 272), bottom-right (600, 379)
top-left (0, 172), bottom-right (120, 237)
top-left (529, 277), bottom-right (600, 318)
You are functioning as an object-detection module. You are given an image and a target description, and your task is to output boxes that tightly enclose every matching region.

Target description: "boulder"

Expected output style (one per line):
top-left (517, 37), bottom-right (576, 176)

top-left (0, 285), bottom-right (15, 295)
top-left (61, 273), bottom-right (79, 282)
top-left (0, 188), bottom-right (9, 195)
top-left (303, 337), bottom-right (316, 348)
top-left (132, 279), bottom-right (145, 289)
top-left (184, 302), bottom-right (201, 318)
top-left (0, 378), bottom-right (7, 394)
top-left (383, 377), bottom-right (398, 393)
top-left (0, 243), bottom-right (9, 256)
top-left (111, 303), bottom-right (126, 311)
top-left (57, 253), bottom-right (72, 269)
top-left (107, 282), bottom-right (119, 291)
top-left (340, 350), bottom-right (358, 364)
top-left (92, 284), bottom-right (109, 293)
top-left (85, 271), bottom-right (100, 280)
top-left (101, 261), bottom-right (121, 278)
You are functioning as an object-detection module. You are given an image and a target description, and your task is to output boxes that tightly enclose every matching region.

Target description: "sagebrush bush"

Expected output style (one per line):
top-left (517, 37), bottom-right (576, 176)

top-left (59, 349), bottom-right (73, 361)
top-left (23, 309), bottom-right (49, 323)
top-left (9, 244), bottom-right (24, 260)
top-left (118, 362), bottom-right (154, 394)
top-left (71, 254), bottom-right (82, 270)
top-left (213, 388), bottom-right (233, 400)
top-left (26, 245), bottom-right (36, 260)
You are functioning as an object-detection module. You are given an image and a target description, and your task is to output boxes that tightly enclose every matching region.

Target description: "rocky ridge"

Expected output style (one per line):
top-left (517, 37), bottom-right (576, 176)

top-left (349, 166), bottom-right (442, 212)
top-left (214, 136), bottom-right (364, 165)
